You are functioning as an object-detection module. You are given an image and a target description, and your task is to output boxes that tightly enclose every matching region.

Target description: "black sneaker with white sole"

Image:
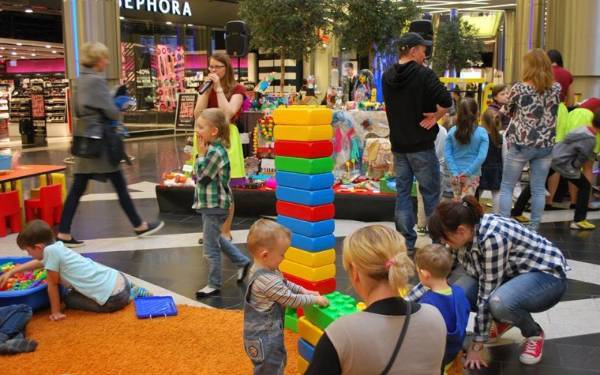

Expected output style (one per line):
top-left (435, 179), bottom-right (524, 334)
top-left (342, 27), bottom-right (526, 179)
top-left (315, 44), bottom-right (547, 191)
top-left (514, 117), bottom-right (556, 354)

top-left (59, 237), bottom-right (85, 248)
top-left (135, 221), bottom-right (164, 237)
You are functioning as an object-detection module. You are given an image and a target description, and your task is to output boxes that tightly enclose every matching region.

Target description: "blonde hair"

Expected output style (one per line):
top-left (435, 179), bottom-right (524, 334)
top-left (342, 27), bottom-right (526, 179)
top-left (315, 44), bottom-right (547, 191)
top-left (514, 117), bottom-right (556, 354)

top-left (522, 48), bottom-right (554, 93)
top-left (342, 225), bottom-right (414, 292)
top-left (247, 219), bottom-right (291, 255)
top-left (210, 52), bottom-right (237, 98)
top-left (197, 108), bottom-right (231, 148)
top-left (80, 42), bottom-right (109, 68)
top-left (414, 244), bottom-right (453, 279)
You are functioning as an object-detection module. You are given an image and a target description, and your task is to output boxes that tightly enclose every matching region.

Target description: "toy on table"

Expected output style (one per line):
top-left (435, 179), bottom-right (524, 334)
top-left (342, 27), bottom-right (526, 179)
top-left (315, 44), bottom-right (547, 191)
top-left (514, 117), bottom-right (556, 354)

top-left (0, 262), bottom-right (47, 291)
top-left (162, 171), bottom-right (194, 187)
top-left (253, 115), bottom-right (275, 157)
top-left (352, 69), bottom-right (374, 104)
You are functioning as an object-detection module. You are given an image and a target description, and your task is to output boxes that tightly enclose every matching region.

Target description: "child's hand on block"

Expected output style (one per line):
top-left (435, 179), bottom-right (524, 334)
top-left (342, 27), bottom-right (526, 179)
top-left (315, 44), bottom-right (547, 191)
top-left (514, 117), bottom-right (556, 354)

top-left (49, 312), bottom-right (66, 321)
top-left (316, 296), bottom-right (329, 307)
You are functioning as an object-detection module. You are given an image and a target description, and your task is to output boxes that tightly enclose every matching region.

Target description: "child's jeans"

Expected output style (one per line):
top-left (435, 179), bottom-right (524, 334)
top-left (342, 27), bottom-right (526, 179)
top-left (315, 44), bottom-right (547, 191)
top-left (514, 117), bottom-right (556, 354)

top-left (65, 273), bottom-right (131, 313)
top-left (202, 211), bottom-right (250, 289)
top-left (0, 304), bottom-right (32, 342)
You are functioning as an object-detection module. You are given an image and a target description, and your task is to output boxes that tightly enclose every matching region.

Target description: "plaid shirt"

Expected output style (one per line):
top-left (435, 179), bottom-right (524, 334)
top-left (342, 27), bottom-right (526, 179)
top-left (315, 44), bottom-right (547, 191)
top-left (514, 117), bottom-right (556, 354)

top-left (192, 140), bottom-right (232, 210)
top-left (408, 214), bottom-right (568, 342)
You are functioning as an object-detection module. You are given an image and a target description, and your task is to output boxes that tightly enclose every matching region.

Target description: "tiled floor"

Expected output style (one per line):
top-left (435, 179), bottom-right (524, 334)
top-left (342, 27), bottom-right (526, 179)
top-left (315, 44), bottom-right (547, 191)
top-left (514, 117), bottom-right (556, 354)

top-left (3, 136), bottom-right (600, 374)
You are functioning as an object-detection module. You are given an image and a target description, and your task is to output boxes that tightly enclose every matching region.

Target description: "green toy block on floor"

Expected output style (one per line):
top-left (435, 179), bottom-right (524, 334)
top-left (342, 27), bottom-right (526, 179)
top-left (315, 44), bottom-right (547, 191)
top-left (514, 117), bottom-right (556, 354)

top-left (275, 156), bottom-right (333, 175)
top-left (304, 291), bottom-right (358, 331)
top-left (284, 307), bottom-right (298, 333)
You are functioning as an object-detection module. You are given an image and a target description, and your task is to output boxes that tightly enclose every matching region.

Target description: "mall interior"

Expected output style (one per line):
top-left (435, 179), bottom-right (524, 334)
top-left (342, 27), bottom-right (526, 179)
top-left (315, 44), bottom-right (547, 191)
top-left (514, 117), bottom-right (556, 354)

top-left (0, 0), bottom-right (600, 374)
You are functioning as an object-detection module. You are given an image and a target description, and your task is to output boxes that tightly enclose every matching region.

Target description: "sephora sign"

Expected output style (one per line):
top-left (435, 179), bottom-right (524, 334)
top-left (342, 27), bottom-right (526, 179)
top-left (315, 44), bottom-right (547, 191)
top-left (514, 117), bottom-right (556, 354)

top-left (119, 0), bottom-right (192, 17)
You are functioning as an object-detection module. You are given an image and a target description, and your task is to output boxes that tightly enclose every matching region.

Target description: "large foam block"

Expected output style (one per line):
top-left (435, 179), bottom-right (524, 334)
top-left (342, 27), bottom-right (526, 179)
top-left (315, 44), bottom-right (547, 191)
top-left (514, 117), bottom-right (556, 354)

top-left (274, 140), bottom-right (333, 159)
top-left (274, 125), bottom-right (333, 142)
top-left (304, 291), bottom-right (358, 331)
top-left (284, 307), bottom-right (298, 333)
top-left (276, 201), bottom-right (335, 222)
top-left (298, 316), bottom-right (324, 347)
top-left (272, 105), bottom-right (333, 126)
top-left (285, 247), bottom-right (336, 268)
top-left (275, 156), bottom-right (333, 175)
top-left (276, 171), bottom-right (334, 191)
top-left (278, 216), bottom-right (335, 237)
top-left (276, 187), bottom-right (334, 207)
top-left (279, 259), bottom-right (335, 282)
top-left (291, 233), bottom-right (336, 252)
top-left (283, 273), bottom-right (336, 295)
top-left (298, 338), bottom-right (315, 362)
top-left (297, 356), bottom-right (309, 375)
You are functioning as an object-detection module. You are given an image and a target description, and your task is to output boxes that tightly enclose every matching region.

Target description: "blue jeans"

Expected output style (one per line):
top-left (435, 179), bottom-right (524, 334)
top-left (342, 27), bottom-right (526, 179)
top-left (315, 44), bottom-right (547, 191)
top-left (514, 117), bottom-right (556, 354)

top-left (394, 149), bottom-right (440, 249)
top-left (65, 273), bottom-right (131, 313)
top-left (452, 271), bottom-right (567, 338)
top-left (0, 304), bottom-right (32, 343)
top-left (202, 212), bottom-right (250, 289)
top-left (499, 145), bottom-right (553, 231)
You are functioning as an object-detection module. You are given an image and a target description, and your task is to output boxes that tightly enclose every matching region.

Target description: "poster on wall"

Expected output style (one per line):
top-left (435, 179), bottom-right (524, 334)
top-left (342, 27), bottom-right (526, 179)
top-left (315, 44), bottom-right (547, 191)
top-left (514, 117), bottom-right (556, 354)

top-left (31, 94), bottom-right (45, 119)
top-left (155, 44), bottom-right (185, 112)
top-left (175, 93), bottom-right (198, 130)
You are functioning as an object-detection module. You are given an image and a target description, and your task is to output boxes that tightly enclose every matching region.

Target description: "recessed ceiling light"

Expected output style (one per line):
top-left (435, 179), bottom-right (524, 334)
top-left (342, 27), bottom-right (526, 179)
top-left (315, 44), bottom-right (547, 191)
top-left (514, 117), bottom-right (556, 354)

top-left (120, 16), bottom-right (125, 20)
top-left (45, 45), bottom-right (51, 49)
top-left (0, 47), bottom-right (4, 50)
top-left (187, 24), bottom-right (193, 26)
top-left (31, 53), bottom-right (36, 57)
top-left (20, 56), bottom-right (25, 59)
top-left (166, 21), bottom-right (172, 25)
top-left (11, 52), bottom-right (17, 56)
top-left (52, 50), bottom-right (57, 54)
top-left (25, 8), bottom-right (33, 13)
top-left (11, 48), bottom-right (16, 50)
top-left (16, 43), bottom-right (22, 46)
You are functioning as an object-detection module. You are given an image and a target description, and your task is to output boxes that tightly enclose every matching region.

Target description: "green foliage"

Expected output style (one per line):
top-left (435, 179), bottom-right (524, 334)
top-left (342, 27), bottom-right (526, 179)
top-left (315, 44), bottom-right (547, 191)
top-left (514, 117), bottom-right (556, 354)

top-left (432, 16), bottom-right (485, 76)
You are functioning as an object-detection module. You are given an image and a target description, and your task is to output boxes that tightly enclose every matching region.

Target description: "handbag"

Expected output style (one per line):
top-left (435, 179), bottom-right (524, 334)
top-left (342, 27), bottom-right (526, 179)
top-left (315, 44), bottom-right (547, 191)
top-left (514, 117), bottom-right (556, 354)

top-left (381, 301), bottom-right (412, 375)
top-left (71, 135), bottom-right (103, 158)
top-left (104, 126), bottom-right (126, 166)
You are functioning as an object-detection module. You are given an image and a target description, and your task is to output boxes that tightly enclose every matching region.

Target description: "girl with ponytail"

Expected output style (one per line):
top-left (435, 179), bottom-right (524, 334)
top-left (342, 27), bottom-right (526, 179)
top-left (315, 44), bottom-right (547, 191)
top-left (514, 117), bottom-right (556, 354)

top-left (409, 195), bottom-right (568, 369)
top-left (307, 225), bottom-right (446, 375)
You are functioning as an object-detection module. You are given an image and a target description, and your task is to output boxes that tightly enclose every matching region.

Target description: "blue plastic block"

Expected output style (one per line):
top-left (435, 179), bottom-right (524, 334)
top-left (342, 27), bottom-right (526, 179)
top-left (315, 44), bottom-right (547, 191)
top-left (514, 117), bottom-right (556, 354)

top-left (298, 338), bottom-right (315, 362)
top-left (276, 186), bottom-right (334, 206)
top-left (134, 296), bottom-right (178, 319)
top-left (278, 215), bottom-right (335, 237)
top-left (276, 171), bottom-right (334, 191)
top-left (291, 233), bottom-right (336, 252)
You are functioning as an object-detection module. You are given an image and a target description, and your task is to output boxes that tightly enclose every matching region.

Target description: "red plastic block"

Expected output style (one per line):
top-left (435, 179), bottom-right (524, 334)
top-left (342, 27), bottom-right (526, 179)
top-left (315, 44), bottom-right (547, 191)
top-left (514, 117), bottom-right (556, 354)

top-left (277, 201), bottom-right (335, 222)
top-left (275, 140), bottom-right (333, 158)
top-left (297, 307), bottom-right (304, 317)
top-left (283, 272), bottom-right (336, 295)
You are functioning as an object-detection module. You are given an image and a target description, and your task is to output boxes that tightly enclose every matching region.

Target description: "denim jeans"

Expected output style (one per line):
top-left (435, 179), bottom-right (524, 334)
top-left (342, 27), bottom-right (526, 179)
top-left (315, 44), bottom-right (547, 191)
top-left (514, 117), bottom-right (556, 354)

top-left (0, 304), bottom-right (32, 342)
top-left (65, 273), bottom-right (131, 313)
top-left (499, 145), bottom-right (553, 231)
top-left (394, 149), bottom-right (440, 249)
top-left (452, 270), bottom-right (567, 338)
top-left (202, 212), bottom-right (250, 289)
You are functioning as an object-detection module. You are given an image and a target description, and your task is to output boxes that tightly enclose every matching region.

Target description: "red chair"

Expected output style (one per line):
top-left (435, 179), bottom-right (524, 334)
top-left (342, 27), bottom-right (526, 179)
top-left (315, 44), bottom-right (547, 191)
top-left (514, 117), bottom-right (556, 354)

top-left (25, 184), bottom-right (63, 226)
top-left (0, 190), bottom-right (22, 237)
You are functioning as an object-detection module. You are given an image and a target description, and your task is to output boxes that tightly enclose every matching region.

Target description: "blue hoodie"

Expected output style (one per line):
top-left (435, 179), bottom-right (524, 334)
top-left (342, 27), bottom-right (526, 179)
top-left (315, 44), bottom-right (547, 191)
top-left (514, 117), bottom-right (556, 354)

top-left (420, 285), bottom-right (470, 365)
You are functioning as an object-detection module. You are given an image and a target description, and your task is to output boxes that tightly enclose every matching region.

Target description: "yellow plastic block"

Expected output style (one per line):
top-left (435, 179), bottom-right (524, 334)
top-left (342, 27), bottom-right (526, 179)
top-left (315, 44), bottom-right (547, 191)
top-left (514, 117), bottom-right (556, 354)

top-left (279, 259), bottom-right (335, 282)
top-left (297, 356), bottom-right (309, 375)
top-left (298, 316), bottom-right (324, 347)
top-left (357, 302), bottom-right (367, 311)
top-left (274, 125), bottom-right (333, 142)
top-left (272, 105), bottom-right (333, 126)
top-left (285, 247), bottom-right (336, 268)
top-left (40, 173), bottom-right (67, 201)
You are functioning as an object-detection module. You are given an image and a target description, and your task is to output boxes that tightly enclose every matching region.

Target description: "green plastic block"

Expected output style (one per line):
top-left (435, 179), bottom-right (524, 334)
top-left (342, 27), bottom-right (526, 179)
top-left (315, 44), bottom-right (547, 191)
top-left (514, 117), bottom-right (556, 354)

top-left (284, 307), bottom-right (298, 333)
top-left (275, 156), bottom-right (333, 174)
top-left (304, 291), bottom-right (358, 330)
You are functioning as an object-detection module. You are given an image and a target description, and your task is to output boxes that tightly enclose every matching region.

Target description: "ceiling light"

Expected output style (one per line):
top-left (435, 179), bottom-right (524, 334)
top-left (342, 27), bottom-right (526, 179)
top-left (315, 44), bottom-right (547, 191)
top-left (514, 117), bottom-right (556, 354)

top-left (187, 24), bottom-right (193, 26)
top-left (31, 53), bottom-right (36, 57)
top-left (20, 56), bottom-right (25, 59)
top-left (11, 52), bottom-right (17, 56)
top-left (16, 43), bottom-right (22, 46)
top-left (166, 21), bottom-right (172, 25)
top-left (52, 50), bottom-right (57, 54)
top-left (25, 8), bottom-right (33, 13)
top-left (120, 16), bottom-right (125, 20)
top-left (45, 45), bottom-right (51, 48)
top-left (0, 47), bottom-right (4, 50)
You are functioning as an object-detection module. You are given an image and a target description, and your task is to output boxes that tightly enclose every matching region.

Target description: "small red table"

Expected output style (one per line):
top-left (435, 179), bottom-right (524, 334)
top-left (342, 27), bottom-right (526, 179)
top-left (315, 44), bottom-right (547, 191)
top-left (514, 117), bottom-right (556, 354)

top-left (0, 165), bottom-right (66, 192)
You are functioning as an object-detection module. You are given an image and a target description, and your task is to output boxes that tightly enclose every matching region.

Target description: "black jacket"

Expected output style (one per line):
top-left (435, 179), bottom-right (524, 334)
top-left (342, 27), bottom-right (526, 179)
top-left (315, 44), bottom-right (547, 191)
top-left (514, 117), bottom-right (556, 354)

top-left (382, 61), bottom-right (452, 153)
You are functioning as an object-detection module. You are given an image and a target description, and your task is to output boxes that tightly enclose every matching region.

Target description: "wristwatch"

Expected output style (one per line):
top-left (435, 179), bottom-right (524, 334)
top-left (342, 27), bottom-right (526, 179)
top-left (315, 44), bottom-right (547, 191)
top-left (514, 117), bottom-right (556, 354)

top-left (472, 342), bottom-right (484, 352)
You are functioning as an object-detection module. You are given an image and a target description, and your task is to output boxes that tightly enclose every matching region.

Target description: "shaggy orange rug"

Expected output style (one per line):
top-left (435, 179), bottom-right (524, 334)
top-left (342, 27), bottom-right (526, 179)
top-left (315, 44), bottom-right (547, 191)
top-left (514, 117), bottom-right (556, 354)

top-left (3, 304), bottom-right (300, 374)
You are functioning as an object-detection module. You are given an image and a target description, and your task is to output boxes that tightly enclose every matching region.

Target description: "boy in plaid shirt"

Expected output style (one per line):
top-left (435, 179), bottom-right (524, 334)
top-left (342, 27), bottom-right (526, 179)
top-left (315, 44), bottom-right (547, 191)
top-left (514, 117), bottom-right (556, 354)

top-left (194, 108), bottom-right (251, 298)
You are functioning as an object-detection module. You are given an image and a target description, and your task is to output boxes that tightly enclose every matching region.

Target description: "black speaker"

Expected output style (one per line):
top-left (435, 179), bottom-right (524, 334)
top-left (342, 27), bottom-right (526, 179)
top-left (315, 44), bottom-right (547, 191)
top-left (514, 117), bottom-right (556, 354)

top-left (409, 19), bottom-right (434, 58)
top-left (225, 20), bottom-right (249, 57)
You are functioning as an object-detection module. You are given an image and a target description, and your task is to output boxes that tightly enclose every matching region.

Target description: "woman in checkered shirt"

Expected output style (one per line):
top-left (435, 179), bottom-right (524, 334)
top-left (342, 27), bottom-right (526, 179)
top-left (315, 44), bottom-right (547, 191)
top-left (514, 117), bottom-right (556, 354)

top-left (409, 195), bottom-right (568, 369)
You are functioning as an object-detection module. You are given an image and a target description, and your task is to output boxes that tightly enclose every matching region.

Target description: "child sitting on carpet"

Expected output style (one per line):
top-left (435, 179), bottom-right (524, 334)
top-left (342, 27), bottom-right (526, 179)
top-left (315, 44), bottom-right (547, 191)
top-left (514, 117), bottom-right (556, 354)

top-left (415, 245), bottom-right (470, 373)
top-left (0, 220), bottom-right (132, 321)
top-left (243, 219), bottom-right (329, 374)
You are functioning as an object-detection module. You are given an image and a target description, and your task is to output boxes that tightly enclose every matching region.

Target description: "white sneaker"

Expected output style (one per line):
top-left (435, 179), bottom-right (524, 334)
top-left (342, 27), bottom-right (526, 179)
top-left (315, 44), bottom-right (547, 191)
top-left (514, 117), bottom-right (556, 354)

top-left (195, 286), bottom-right (220, 298)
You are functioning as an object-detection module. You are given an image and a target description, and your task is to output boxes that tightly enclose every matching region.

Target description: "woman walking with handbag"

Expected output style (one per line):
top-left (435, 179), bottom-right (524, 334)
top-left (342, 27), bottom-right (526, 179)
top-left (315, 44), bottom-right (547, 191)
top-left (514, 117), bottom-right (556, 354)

top-left (57, 42), bottom-right (163, 247)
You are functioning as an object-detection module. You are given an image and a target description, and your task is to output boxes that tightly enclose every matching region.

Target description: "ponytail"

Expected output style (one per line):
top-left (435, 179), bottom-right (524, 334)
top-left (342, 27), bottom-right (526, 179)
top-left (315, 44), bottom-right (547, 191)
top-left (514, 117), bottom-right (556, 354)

top-left (427, 195), bottom-right (484, 242)
top-left (387, 252), bottom-right (415, 293)
top-left (455, 97), bottom-right (479, 145)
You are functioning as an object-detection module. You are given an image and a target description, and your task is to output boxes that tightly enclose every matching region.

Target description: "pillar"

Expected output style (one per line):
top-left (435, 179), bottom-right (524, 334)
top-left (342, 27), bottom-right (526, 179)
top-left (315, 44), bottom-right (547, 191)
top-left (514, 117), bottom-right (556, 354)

top-left (508, 0), bottom-right (545, 83)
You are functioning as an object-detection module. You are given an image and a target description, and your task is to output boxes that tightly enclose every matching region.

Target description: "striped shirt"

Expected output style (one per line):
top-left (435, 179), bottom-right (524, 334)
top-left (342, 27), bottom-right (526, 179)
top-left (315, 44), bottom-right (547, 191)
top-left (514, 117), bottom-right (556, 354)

top-left (408, 214), bottom-right (568, 342)
top-left (249, 267), bottom-right (320, 312)
top-left (192, 140), bottom-right (233, 210)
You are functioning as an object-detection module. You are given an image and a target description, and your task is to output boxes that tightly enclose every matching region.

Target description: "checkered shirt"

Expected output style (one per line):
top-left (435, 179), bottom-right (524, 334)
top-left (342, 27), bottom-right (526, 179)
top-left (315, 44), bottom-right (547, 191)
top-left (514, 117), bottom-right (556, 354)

top-left (192, 140), bottom-right (232, 210)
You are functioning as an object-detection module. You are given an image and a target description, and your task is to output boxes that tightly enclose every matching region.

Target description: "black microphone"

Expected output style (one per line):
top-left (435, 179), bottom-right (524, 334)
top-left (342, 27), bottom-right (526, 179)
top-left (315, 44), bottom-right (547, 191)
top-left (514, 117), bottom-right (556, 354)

top-left (198, 80), bottom-right (213, 94)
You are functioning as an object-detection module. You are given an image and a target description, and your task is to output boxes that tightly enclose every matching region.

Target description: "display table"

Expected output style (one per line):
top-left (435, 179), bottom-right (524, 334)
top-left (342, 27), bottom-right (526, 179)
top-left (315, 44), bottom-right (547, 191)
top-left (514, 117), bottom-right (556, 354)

top-left (0, 164), bottom-right (65, 191)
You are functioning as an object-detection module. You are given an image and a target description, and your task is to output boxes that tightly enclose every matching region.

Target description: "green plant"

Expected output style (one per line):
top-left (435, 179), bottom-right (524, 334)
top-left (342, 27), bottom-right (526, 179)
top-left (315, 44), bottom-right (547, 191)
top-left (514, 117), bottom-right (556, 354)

top-left (431, 16), bottom-right (484, 76)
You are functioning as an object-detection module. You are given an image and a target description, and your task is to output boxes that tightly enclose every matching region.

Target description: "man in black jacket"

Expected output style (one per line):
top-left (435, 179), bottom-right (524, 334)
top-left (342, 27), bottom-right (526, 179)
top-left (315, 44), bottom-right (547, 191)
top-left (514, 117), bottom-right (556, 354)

top-left (382, 32), bottom-right (452, 252)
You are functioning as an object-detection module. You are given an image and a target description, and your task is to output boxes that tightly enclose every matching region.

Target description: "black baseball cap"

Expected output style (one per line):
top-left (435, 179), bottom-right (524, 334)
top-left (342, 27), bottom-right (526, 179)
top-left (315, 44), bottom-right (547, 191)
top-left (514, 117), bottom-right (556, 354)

top-left (399, 32), bottom-right (432, 49)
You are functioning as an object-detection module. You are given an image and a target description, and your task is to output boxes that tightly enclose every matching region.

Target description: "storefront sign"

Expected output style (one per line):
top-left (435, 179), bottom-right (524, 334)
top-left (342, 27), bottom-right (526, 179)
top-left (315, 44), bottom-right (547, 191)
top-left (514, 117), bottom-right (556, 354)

top-left (175, 93), bottom-right (198, 130)
top-left (119, 0), bottom-right (192, 17)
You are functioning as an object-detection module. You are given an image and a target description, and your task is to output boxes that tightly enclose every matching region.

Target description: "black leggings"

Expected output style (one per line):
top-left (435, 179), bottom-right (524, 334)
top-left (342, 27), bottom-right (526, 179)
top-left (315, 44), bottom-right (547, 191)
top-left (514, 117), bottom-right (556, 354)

top-left (59, 171), bottom-right (143, 234)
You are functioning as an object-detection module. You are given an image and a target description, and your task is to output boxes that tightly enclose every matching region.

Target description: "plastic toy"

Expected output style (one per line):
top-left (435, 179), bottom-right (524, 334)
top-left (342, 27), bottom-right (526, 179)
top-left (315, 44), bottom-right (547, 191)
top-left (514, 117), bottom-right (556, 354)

top-left (297, 338), bottom-right (315, 362)
top-left (24, 183), bottom-right (63, 226)
top-left (0, 262), bottom-right (47, 292)
top-left (352, 69), bottom-right (374, 103)
top-left (276, 201), bottom-right (335, 222)
top-left (275, 156), bottom-right (334, 175)
top-left (298, 316), bottom-right (324, 347)
top-left (285, 247), bottom-right (336, 268)
top-left (279, 259), bottom-right (335, 282)
top-left (274, 125), bottom-right (333, 142)
top-left (275, 171), bottom-right (334, 191)
top-left (284, 307), bottom-right (298, 333)
top-left (134, 296), bottom-right (178, 319)
top-left (277, 216), bottom-right (335, 238)
top-left (356, 302), bottom-right (367, 311)
top-left (303, 291), bottom-right (358, 330)
top-left (283, 273), bottom-right (336, 295)
top-left (297, 356), bottom-right (309, 375)
top-left (291, 233), bottom-right (336, 252)
top-left (0, 190), bottom-right (22, 237)
top-left (276, 186), bottom-right (334, 206)
top-left (272, 105), bottom-right (333, 126)
top-left (274, 140), bottom-right (333, 159)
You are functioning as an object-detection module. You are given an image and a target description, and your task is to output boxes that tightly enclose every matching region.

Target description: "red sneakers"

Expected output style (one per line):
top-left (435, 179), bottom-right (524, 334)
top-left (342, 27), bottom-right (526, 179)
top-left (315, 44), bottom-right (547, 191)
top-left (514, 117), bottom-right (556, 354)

top-left (488, 321), bottom-right (513, 343)
top-left (519, 332), bottom-right (545, 365)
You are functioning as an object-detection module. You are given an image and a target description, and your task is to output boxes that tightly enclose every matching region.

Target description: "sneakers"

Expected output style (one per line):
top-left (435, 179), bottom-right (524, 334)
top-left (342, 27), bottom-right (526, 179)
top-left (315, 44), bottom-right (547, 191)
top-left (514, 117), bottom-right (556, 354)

top-left (488, 321), bottom-right (513, 343)
top-left (59, 237), bottom-right (85, 248)
top-left (135, 221), bottom-right (165, 237)
top-left (519, 333), bottom-right (544, 365)
top-left (570, 220), bottom-right (596, 230)
top-left (237, 263), bottom-right (251, 283)
top-left (196, 286), bottom-right (220, 298)
top-left (512, 215), bottom-right (530, 224)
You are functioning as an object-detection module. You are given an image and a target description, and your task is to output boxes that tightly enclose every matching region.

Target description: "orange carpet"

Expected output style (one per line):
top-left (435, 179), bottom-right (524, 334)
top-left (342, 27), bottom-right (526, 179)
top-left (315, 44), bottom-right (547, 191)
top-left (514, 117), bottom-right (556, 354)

top-left (3, 304), bottom-right (300, 374)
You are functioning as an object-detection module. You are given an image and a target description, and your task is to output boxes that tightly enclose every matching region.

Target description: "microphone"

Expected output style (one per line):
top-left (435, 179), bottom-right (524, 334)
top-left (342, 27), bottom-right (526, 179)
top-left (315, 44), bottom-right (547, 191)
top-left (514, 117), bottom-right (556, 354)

top-left (198, 80), bottom-right (213, 94)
